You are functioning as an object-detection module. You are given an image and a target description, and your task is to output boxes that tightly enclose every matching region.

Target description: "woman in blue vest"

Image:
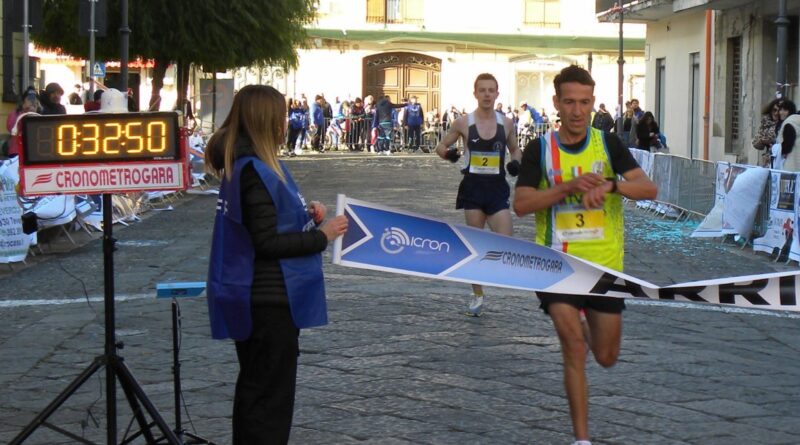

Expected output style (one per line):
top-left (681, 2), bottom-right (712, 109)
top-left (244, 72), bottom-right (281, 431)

top-left (205, 85), bottom-right (348, 444)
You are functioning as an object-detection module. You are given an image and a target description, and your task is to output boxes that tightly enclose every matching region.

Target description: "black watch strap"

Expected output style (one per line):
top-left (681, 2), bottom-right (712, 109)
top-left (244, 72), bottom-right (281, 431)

top-left (606, 177), bottom-right (618, 193)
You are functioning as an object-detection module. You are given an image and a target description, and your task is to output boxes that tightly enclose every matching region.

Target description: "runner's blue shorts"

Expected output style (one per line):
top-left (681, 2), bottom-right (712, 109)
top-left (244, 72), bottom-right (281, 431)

top-left (456, 176), bottom-right (510, 216)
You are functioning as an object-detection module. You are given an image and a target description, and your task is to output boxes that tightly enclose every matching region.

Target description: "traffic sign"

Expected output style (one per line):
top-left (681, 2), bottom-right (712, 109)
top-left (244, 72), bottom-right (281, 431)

top-left (91, 62), bottom-right (106, 77)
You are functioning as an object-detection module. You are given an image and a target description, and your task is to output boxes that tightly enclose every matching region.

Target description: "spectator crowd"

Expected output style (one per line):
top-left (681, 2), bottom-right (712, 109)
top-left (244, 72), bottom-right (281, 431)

top-left (280, 92), bottom-right (561, 156)
top-left (0, 82), bottom-right (670, 161)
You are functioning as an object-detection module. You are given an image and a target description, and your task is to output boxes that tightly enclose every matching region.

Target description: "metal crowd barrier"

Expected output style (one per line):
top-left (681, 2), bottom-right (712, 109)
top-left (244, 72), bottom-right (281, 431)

top-left (649, 154), bottom-right (716, 218)
top-left (287, 117), bottom-right (554, 153)
top-left (632, 150), bottom-right (775, 245)
top-left (644, 153), bottom-right (776, 242)
top-left (287, 117), bottom-right (457, 153)
top-left (286, 116), bottom-right (377, 152)
top-left (516, 122), bottom-right (552, 149)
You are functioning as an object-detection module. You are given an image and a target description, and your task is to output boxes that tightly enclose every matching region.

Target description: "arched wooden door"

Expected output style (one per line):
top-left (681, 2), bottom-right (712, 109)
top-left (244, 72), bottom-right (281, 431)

top-left (363, 52), bottom-right (440, 115)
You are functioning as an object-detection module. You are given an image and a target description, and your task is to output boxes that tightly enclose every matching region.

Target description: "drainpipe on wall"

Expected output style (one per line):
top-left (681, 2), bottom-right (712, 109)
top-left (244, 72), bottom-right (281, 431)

top-left (776, 0), bottom-right (789, 98)
top-left (22, 0), bottom-right (29, 89)
top-left (703, 10), bottom-right (712, 160)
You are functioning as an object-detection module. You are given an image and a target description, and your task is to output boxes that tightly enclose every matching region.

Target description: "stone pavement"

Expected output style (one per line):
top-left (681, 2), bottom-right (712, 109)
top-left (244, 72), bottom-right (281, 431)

top-left (0, 152), bottom-right (798, 444)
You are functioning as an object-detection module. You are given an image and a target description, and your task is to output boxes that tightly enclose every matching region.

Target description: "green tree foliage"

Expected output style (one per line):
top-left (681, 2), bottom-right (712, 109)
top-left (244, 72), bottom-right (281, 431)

top-left (34, 0), bottom-right (316, 110)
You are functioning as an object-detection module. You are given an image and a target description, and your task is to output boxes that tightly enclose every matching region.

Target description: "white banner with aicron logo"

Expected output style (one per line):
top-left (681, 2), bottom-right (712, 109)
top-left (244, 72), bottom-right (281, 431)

top-left (333, 195), bottom-right (800, 313)
top-left (20, 162), bottom-right (186, 196)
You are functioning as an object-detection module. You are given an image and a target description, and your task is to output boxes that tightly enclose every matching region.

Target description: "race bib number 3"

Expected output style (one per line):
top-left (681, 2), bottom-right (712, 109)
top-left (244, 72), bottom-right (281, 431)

top-left (469, 152), bottom-right (500, 175)
top-left (554, 206), bottom-right (604, 241)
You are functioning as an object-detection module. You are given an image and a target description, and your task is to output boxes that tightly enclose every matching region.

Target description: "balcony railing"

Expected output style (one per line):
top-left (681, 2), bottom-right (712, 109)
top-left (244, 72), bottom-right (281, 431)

top-left (366, 0), bottom-right (424, 25)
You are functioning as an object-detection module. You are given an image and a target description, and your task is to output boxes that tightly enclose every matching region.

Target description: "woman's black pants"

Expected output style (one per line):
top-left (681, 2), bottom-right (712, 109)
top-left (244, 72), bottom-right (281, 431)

top-left (233, 305), bottom-right (299, 445)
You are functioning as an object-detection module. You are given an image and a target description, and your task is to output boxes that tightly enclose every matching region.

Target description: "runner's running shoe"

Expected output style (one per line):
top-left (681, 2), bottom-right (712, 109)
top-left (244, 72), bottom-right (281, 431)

top-left (465, 295), bottom-right (484, 317)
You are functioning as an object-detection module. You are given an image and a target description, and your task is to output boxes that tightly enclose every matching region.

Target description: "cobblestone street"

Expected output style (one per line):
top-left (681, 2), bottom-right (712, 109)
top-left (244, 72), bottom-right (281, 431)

top-left (0, 152), bottom-right (798, 444)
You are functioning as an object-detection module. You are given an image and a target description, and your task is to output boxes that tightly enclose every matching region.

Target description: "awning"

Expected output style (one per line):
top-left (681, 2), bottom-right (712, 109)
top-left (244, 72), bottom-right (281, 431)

top-left (306, 28), bottom-right (645, 55)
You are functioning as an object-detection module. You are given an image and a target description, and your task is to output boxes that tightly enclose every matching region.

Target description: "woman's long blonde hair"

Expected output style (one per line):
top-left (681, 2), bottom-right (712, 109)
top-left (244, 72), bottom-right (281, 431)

top-left (205, 85), bottom-right (286, 181)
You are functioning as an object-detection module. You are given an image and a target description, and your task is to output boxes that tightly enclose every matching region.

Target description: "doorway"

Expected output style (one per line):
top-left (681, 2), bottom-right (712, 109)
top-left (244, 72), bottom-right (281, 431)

top-left (363, 52), bottom-right (441, 114)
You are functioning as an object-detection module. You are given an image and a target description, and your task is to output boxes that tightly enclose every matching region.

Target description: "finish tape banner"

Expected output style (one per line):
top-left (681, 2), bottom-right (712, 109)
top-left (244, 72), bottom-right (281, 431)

top-left (333, 195), bottom-right (800, 312)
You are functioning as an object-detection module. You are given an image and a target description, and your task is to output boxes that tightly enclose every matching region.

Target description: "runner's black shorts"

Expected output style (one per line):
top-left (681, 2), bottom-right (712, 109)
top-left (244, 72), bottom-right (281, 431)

top-left (537, 292), bottom-right (626, 314)
top-left (456, 176), bottom-right (510, 216)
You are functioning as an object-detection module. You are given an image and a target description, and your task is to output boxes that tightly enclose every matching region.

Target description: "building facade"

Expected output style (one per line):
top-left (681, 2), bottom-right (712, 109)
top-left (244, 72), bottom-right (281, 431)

top-left (602, 0), bottom-right (800, 164)
top-left (0, 1), bottom-right (648, 139)
top-left (284, 0), bottom-right (647, 119)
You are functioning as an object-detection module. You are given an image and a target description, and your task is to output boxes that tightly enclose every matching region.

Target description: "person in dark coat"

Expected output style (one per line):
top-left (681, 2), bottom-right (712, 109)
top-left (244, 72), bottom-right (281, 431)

top-left (635, 111), bottom-right (661, 152)
top-left (205, 85), bottom-right (348, 444)
top-left (403, 95), bottom-right (425, 152)
top-left (372, 95), bottom-right (405, 154)
top-left (591, 103), bottom-right (614, 132)
top-left (68, 83), bottom-right (83, 105)
top-left (39, 82), bottom-right (67, 115)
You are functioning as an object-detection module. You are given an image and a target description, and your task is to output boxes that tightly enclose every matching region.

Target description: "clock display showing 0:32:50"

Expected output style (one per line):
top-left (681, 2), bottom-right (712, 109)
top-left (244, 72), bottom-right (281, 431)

top-left (22, 113), bottom-right (180, 164)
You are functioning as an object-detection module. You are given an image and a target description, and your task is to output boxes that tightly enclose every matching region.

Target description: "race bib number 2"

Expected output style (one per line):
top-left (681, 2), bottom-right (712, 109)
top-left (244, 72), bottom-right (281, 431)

top-left (554, 206), bottom-right (604, 242)
top-left (469, 152), bottom-right (500, 175)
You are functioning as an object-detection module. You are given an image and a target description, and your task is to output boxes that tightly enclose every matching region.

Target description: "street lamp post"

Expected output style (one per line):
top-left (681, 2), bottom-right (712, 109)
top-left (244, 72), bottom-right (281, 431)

top-left (616, 0), bottom-right (625, 135)
top-left (776, 0), bottom-right (789, 98)
top-left (22, 0), bottom-right (29, 90)
top-left (88, 0), bottom-right (96, 97)
top-left (119, 0), bottom-right (129, 93)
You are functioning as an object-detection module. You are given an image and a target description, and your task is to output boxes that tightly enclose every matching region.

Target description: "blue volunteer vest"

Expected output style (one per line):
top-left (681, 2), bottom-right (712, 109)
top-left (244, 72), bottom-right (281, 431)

top-left (406, 104), bottom-right (422, 126)
top-left (207, 156), bottom-right (327, 340)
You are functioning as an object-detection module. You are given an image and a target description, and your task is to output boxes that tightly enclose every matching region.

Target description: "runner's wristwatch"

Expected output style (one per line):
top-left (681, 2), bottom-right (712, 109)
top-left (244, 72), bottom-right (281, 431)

top-left (605, 177), bottom-right (617, 193)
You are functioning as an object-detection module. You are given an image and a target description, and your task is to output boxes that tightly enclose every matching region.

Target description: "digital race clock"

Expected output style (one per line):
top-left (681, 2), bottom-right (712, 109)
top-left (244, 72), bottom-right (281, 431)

top-left (21, 112), bottom-right (180, 164)
top-left (18, 112), bottom-right (189, 196)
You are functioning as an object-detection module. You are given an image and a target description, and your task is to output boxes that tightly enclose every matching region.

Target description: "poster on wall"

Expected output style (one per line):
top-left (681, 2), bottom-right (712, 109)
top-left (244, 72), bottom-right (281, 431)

top-left (753, 171), bottom-right (797, 257)
top-left (0, 160), bottom-right (30, 263)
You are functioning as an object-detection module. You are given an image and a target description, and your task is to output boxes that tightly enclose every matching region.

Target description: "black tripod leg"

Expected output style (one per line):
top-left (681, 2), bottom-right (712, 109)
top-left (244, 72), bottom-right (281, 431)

top-left (113, 358), bottom-right (158, 444)
top-left (114, 359), bottom-right (181, 444)
top-left (10, 357), bottom-right (104, 445)
top-left (170, 299), bottom-right (218, 445)
top-left (183, 431), bottom-right (218, 444)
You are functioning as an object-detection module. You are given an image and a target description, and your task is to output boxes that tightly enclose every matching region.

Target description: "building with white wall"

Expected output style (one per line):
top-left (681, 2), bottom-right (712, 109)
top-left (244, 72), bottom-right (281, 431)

top-left (601, 0), bottom-right (800, 164)
top-left (282, 0), bottom-right (646, 120)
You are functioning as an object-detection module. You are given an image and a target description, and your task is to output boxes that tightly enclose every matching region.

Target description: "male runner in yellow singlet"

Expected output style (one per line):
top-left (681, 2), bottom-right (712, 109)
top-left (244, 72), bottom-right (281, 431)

top-left (514, 65), bottom-right (657, 445)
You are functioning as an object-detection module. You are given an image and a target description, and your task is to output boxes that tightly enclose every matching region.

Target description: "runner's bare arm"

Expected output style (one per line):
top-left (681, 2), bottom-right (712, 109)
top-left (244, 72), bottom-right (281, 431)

top-left (581, 167), bottom-right (657, 209)
top-left (513, 173), bottom-right (606, 216)
top-left (504, 116), bottom-right (522, 162)
top-left (435, 118), bottom-right (464, 159)
top-left (617, 167), bottom-right (657, 200)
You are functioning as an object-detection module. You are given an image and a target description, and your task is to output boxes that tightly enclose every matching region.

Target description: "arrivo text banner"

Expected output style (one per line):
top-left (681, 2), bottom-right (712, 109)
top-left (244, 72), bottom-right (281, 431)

top-left (333, 195), bottom-right (800, 313)
top-left (19, 162), bottom-right (187, 196)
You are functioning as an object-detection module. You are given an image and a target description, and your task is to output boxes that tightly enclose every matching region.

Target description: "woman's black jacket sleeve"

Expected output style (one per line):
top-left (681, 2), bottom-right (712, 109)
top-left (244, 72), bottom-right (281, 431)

top-left (240, 163), bottom-right (328, 259)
